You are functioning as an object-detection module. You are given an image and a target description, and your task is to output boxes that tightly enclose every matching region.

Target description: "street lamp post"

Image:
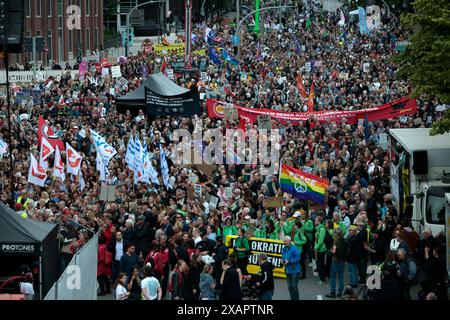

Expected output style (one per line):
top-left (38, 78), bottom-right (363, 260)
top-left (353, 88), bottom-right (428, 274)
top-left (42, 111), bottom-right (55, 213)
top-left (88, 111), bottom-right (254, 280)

top-left (234, 5), bottom-right (296, 55)
top-left (125, 0), bottom-right (167, 57)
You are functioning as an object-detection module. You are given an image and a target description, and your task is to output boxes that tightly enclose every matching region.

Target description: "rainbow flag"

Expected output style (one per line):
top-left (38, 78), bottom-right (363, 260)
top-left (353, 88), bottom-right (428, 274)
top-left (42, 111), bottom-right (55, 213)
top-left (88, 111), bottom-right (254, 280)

top-left (279, 163), bottom-right (329, 204)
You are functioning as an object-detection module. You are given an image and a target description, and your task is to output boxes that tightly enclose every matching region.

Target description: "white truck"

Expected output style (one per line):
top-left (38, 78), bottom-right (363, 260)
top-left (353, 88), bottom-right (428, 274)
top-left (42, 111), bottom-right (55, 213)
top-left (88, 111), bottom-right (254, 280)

top-left (389, 128), bottom-right (450, 236)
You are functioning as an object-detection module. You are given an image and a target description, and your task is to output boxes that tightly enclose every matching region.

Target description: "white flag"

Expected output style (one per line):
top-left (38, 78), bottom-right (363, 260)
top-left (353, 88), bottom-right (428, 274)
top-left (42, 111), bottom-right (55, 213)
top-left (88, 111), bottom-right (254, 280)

top-left (53, 145), bottom-right (65, 182)
top-left (28, 154), bottom-right (47, 187)
top-left (66, 143), bottom-right (82, 175)
top-left (79, 170), bottom-right (86, 192)
top-left (90, 129), bottom-right (117, 167)
top-left (0, 138), bottom-right (8, 155)
top-left (160, 149), bottom-right (171, 189)
top-left (125, 136), bottom-right (138, 172)
top-left (96, 150), bottom-right (108, 182)
top-left (39, 136), bottom-right (55, 169)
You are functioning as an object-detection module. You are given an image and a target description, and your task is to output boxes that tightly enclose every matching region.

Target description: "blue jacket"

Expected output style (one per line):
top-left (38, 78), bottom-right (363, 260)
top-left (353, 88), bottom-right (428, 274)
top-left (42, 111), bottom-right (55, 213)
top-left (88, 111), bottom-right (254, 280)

top-left (282, 244), bottom-right (301, 275)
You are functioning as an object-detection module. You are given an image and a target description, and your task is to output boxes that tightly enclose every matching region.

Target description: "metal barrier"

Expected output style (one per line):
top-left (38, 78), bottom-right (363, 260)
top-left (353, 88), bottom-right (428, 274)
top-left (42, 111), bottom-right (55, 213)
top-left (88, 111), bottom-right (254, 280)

top-left (44, 232), bottom-right (98, 300)
top-left (0, 70), bottom-right (80, 84)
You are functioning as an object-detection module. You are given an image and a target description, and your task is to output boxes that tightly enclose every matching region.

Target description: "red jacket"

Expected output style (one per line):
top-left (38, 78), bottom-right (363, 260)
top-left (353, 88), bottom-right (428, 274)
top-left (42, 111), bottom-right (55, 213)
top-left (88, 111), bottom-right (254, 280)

top-left (97, 244), bottom-right (112, 277)
top-left (145, 247), bottom-right (170, 275)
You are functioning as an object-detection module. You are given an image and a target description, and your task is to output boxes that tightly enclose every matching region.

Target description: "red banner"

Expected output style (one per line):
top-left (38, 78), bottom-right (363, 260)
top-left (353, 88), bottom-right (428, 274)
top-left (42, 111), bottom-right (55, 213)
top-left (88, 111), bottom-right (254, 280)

top-left (206, 98), bottom-right (418, 126)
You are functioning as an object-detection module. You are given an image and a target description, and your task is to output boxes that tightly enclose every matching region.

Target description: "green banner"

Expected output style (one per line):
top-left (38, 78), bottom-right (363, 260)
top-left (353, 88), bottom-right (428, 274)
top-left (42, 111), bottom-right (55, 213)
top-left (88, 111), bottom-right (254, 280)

top-left (254, 0), bottom-right (260, 34)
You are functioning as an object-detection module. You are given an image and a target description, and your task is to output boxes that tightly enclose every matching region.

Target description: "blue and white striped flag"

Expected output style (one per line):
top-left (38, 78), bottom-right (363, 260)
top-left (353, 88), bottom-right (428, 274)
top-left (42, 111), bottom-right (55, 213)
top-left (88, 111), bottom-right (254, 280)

top-left (0, 138), bottom-right (7, 155)
top-left (160, 149), bottom-right (171, 189)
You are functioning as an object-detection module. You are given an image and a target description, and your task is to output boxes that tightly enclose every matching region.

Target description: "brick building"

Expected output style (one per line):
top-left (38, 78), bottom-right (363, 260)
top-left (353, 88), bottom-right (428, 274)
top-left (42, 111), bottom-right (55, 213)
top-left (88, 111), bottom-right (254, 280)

top-left (10, 0), bottom-right (104, 65)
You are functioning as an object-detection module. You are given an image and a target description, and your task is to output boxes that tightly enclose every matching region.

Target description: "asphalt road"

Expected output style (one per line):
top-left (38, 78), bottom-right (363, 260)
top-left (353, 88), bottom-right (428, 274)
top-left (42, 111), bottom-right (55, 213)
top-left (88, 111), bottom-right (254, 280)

top-left (99, 262), bottom-right (421, 301)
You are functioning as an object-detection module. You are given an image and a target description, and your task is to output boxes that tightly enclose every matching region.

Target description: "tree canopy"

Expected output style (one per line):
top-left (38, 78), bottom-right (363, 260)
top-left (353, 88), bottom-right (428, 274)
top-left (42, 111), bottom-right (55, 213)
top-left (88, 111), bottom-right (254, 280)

top-left (394, 0), bottom-right (450, 135)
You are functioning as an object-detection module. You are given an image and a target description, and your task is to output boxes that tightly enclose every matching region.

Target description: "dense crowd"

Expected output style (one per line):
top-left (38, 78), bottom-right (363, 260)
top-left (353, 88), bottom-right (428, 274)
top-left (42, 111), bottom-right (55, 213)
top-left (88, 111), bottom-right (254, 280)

top-left (0, 1), bottom-right (447, 301)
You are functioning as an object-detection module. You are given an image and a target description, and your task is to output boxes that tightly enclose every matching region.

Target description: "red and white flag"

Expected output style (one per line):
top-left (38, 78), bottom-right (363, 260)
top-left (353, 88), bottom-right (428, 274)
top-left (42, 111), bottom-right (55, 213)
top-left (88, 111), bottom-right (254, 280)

top-left (66, 143), bottom-right (82, 175)
top-left (38, 116), bottom-right (64, 151)
top-left (39, 136), bottom-right (55, 169)
top-left (28, 154), bottom-right (47, 187)
top-left (53, 145), bottom-right (65, 182)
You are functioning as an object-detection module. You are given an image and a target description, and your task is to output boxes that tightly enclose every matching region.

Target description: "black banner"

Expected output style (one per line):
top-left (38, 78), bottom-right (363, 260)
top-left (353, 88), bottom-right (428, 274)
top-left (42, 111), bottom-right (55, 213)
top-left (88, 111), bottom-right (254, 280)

top-left (145, 87), bottom-right (201, 116)
top-left (0, 243), bottom-right (40, 255)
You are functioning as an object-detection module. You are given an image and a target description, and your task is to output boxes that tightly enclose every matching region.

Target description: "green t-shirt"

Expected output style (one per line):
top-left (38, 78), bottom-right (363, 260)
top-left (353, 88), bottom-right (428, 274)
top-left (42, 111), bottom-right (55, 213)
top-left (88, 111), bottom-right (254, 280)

top-left (234, 237), bottom-right (250, 259)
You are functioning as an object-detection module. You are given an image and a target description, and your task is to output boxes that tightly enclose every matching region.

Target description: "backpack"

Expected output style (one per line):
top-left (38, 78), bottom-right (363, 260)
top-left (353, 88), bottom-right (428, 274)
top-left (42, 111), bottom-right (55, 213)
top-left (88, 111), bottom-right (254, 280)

top-left (168, 270), bottom-right (182, 294)
top-left (335, 238), bottom-right (349, 261)
top-left (324, 230), bottom-right (333, 250)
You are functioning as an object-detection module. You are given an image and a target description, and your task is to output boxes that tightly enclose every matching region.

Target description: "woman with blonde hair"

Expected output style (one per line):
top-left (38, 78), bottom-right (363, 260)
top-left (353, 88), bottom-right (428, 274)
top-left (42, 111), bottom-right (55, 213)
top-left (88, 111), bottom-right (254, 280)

top-left (199, 264), bottom-right (216, 300)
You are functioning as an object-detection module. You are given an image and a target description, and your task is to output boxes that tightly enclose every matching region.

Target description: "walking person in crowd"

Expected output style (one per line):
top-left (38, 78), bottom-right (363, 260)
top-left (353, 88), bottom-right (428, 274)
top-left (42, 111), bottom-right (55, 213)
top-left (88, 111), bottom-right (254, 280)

top-left (326, 228), bottom-right (348, 298)
top-left (170, 260), bottom-right (187, 300)
top-left (219, 259), bottom-right (242, 301)
top-left (199, 264), bottom-right (216, 300)
top-left (282, 236), bottom-right (301, 300)
top-left (141, 264), bottom-right (162, 300)
top-left (314, 216), bottom-right (328, 284)
top-left (97, 234), bottom-right (112, 296)
top-left (256, 253), bottom-right (275, 300)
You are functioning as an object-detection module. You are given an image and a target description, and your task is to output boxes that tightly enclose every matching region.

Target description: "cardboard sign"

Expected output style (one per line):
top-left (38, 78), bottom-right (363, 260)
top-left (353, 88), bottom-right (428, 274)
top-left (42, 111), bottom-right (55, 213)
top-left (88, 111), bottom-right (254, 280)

top-left (72, 91), bottom-right (79, 99)
top-left (111, 66), bottom-right (122, 78)
top-left (187, 186), bottom-right (194, 200)
top-left (263, 197), bottom-right (283, 208)
top-left (338, 72), bottom-right (349, 80)
top-left (195, 164), bottom-right (216, 177)
top-left (99, 184), bottom-right (116, 202)
top-left (257, 115), bottom-right (272, 130)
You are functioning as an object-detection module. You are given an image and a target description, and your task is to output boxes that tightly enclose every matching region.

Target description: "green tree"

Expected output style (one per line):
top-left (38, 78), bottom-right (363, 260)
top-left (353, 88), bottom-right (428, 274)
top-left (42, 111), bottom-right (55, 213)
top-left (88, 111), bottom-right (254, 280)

top-left (393, 0), bottom-right (450, 135)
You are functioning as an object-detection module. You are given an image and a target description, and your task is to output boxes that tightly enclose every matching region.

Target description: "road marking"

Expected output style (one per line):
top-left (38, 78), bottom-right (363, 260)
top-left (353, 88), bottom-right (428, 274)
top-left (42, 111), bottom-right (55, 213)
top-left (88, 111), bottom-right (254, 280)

top-left (317, 295), bottom-right (323, 300)
top-left (312, 259), bottom-right (318, 276)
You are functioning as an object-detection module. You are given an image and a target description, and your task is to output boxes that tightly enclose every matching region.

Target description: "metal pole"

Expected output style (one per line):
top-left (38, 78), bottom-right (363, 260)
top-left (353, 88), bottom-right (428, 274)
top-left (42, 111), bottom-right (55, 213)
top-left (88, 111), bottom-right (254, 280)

top-left (125, 14), bottom-right (130, 57)
top-left (39, 246), bottom-right (43, 299)
top-left (184, 0), bottom-right (192, 68)
top-left (236, 0), bottom-right (240, 59)
top-left (4, 51), bottom-right (14, 207)
top-left (32, 36), bottom-right (36, 73)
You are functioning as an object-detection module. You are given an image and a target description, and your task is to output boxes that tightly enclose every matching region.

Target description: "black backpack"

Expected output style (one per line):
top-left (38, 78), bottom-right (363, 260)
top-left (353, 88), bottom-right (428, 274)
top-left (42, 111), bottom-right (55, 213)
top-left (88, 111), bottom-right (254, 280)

top-left (324, 230), bottom-right (334, 250)
top-left (335, 238), bottom-right (349, 261)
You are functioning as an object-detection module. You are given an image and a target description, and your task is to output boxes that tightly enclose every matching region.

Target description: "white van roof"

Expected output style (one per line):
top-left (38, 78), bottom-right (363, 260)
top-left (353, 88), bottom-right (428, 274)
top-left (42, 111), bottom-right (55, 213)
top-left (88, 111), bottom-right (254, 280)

top-left (389, 128), bottom-right (450, 153)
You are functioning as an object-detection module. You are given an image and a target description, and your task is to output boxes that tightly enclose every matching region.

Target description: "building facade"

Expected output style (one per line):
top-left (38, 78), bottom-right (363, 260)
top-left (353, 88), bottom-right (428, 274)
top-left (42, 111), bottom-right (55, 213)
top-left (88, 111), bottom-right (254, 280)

top-left (11, 0), bottom-right (104, 65)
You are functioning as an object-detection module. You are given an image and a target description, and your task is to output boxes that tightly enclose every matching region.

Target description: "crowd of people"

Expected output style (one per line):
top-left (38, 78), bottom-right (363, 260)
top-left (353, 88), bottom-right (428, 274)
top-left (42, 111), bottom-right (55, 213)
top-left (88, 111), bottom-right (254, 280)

top-left (0, 1), bottom-right (447, 300)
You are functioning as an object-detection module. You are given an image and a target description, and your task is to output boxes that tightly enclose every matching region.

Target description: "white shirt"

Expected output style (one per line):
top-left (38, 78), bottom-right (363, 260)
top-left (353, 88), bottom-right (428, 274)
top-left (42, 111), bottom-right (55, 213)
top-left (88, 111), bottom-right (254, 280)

top-left (194, 236), bottom-right (202, 245)
top-left (141, 277), bottom-right (160, 300)
top-left (20, 282), bottom-right (34, 296)
top-left (115, 240), bottom-right (124, 262)
top-left (116, 284), bottom-right (128, 300)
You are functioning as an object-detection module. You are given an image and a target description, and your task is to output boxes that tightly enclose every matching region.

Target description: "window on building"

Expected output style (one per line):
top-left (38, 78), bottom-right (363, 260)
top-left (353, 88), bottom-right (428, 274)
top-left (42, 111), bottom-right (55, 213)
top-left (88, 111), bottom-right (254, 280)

top-left (47, 0), bottom-right (52, 17)
top-left (94, 0), bottom-right (98, 16)
top-left (86, 29), bottom-right (90, 50)
top-left (25, 0), bottom-right (31, 17)
top-left (36, 0), bottom-right (41, 17)
top-left (94, 28), bottom-right (98, 50)
top-left (47, 30), bottom-right (52, 61)
top-left (86, 0), bottom-right (90, 16)
top-left (58, 0), bottom-right (63, 16)
top-left (58, 27), bottom-right (64, 61)
top-left (36, 31), bottom-right (42, 61)
top-left (68, 30), bottom-right (73, 53)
